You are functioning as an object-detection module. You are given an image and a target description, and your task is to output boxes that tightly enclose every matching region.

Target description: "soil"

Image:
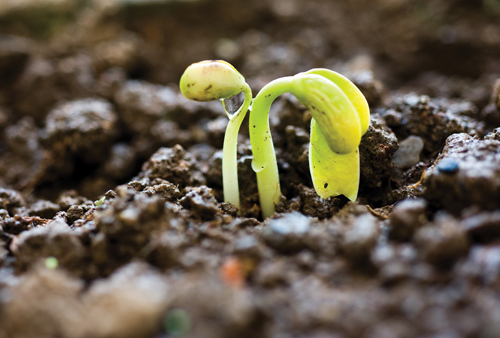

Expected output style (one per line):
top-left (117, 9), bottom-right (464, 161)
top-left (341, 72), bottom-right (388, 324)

top-left (0, 0), bottom-right (500, 337)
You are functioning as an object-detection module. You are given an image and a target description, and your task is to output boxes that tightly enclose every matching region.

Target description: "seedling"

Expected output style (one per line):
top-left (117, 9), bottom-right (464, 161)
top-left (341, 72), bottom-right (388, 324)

top-left (180, 61), bottom-right (252, 212)
top-left (250, 69), bottom-right (369, 218)
top-left (180, 61), bottom-right (369, 219)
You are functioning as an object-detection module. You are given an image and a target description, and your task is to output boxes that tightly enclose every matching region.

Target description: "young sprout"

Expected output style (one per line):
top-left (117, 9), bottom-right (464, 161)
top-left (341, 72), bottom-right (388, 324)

top-left (94, 196), bottom-right (106, 207)
top-left (180, 60), bottom-right (369, 219)
top-left (180, 61), bottom-right (252, 212)
top-left (250, 69), bottom-right (369, 218)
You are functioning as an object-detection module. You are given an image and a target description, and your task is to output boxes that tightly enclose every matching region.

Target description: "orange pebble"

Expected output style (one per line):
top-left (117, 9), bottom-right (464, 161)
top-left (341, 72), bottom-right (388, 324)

top-left (220, 256), bottom-right (245, 288)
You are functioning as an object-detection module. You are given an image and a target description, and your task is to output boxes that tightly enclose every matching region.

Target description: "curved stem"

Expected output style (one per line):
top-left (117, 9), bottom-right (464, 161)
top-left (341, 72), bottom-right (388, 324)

top-left (222, 83), bottom-right (252, 212)
top-left (249, 77), bottom-right (293, 219)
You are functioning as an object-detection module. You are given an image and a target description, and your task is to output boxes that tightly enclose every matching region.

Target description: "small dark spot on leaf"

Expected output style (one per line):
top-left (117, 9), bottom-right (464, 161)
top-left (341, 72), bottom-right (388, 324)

top-left (324, 183), bottom-right (328, 188)
top-left (204, 84), bottom-right (213, 93)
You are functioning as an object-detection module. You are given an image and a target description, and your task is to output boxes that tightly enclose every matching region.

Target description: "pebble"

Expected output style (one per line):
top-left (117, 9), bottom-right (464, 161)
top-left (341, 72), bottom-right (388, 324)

top-left (393, 135), bottom-right (424, 168)
top-left (436, 158), bottom-right (459, 174)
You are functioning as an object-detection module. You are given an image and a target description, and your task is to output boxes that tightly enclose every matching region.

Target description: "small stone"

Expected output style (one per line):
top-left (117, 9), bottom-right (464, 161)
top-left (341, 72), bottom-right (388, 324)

top-left (436, 158), bottom-right (459, 174)
top-left (393, 135), bottom-right (424, 168)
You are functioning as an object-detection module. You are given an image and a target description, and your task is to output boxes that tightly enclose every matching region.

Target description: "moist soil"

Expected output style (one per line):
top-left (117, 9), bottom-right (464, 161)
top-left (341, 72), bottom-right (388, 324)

top-left (1, 0), bottom-right (500, 337)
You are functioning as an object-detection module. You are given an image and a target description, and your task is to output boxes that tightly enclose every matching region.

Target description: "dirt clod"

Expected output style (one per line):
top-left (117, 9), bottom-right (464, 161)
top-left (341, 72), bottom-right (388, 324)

top-left (389, 198), bottom-right (428, 241)
top-left (414, 213), bottom-right (469, 268)
top-left (138, 145), bottom-right (205, 188)
top-left (424, 133), bottom-right (500, 214)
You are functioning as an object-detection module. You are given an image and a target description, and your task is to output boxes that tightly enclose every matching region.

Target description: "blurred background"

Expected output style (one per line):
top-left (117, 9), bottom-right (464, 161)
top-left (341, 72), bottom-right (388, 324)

top-left (1, 0), bottom-right (499, 88)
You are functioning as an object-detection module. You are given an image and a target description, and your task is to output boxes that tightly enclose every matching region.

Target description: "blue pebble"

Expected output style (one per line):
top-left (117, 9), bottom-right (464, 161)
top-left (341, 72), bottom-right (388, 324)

top-left (437, 158), bottom-right (459, 174)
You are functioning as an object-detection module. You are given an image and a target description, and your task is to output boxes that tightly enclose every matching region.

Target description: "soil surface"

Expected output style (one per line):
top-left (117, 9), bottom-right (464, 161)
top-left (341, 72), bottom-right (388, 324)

top-left (1, 0), bottom-right (500, 337)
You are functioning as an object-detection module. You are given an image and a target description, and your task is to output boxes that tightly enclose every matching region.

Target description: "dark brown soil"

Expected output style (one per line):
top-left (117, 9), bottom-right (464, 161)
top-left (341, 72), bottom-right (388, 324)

top-left (0, 0), bottom-right (500, 337)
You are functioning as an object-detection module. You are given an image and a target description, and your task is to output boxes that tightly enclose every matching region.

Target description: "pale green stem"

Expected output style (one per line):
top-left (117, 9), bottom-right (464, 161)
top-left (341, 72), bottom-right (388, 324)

top-left (249, 77), bottom-right (293, 219)
top-left (222, 83), bottom-right (252, 212)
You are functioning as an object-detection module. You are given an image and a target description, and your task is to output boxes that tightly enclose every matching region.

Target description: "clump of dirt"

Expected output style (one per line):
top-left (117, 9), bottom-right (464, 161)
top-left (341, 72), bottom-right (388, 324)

top-left (424, 133), bottom-right (500, 214)
top-left (0, 0), bottom-right (500, 337)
